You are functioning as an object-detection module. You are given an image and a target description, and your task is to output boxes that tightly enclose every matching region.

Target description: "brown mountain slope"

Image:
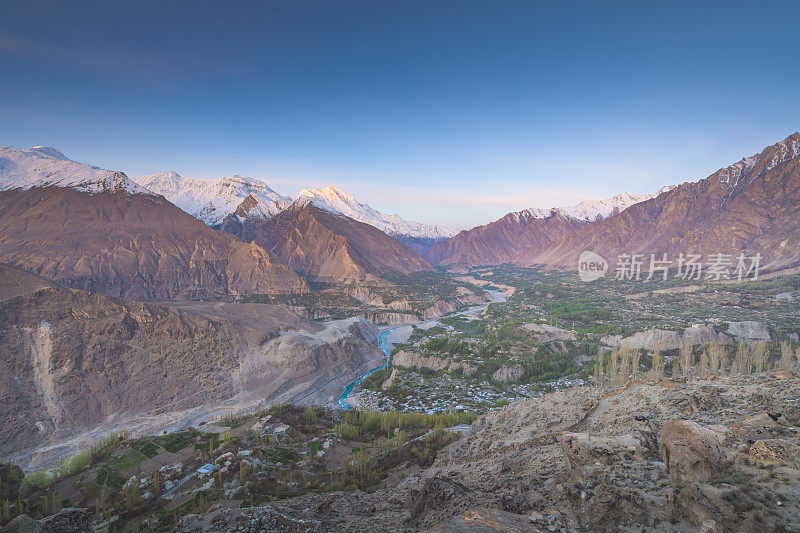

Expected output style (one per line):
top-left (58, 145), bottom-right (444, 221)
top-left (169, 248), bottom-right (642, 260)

top-left (0, 269), bottom-right (382, 470)
top-left (424, 210), bottom-right (587, 266)
top-left (225, 202), bottom-right (434, 283)
top-left (0, 262), bottom-right (57, 302)
top-left (0, 186), bottom-right (307, 298)
top-left (521, 132), bottom-right (800, 269)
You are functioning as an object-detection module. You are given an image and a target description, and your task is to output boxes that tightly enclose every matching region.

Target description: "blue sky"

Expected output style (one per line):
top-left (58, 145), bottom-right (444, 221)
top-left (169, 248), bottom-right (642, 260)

top-left (1, 1), bottom-right (798, 229)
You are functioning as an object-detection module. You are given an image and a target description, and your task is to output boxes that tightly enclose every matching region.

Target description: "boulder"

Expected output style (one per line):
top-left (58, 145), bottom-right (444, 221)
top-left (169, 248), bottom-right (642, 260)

top-left (730, 411), bottom-right (780, 443)
top-left (604, 326), bottom-right (731, 351)
top-left (558, 432), bottom-right (644, 480)
top-left (682, 325), bottom-right (732, 347)
top-left (780, 403), bottom-right (800, 427)
top-left (660, 419), bottom-right (724, 484)
top-left (748, 439), bottom-right (800, 465)
top-left (620, 329), bottom-right (683, 351)
top-left (727, 321), bottom-right (770, 341)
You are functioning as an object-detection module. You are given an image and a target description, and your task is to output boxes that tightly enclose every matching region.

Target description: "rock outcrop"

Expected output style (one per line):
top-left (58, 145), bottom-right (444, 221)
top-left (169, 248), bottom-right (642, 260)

top-left (559, 432), bottom-right (645, 481)
top-left (602, 324), bottom-right (734, 351)
top-left (748, 439), bottom-right (800, 465)
top-left (730, 411), bottom-right (782, 443)
top-left (660, 419), bottom-right (725, 483)
top-left (491, 364), bottom-right (525, 383)
top-left (392, 350), bottom-right (477, 376)
top-left (0, 272), bottom-right (381, 471)
top-left (727, 321), bottom-right (771, 342)
top-left (162, 373), bottom-right (800, 532)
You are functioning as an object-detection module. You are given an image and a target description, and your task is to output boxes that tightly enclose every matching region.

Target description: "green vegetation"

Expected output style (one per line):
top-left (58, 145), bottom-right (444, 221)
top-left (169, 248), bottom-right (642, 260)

top-left (334, 409), bottom-right (476, 443)
top-left (4, 404), bottom-right (473, 529)
top-left (133, 440), bottom-right (160, 458)
top-left (20, 470), bottom-right (52, 492)
top-left (524, 344), bottom-right (577, 382)
top-left (94, 466), bottom-right (126, 489)
top-left (360, 365), bottom-right (392, 389)
top-left (157, 430), bottom-right (201, 453)
top-left (108, 449), bottom-right (147, 471)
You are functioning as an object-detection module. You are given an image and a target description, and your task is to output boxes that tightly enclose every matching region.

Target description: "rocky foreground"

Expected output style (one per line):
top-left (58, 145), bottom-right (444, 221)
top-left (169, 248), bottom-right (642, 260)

top-left (174, 373), bottom-right (799, 532)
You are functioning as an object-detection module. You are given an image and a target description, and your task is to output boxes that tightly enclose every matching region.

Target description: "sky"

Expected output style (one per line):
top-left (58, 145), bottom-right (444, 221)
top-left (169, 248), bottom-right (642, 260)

top-left (1, 1), bottom-right (799, 230)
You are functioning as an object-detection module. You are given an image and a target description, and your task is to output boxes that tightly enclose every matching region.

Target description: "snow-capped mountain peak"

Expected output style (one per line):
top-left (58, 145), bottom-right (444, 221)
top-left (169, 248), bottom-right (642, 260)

top-left (515, 190), bottom-right (665, 223)
top-left (295, 185), bottom-right (456, 239)
top-left (0, 145), bottom-right (151, 195)
top-left (28, 146), bottom-right (70, 161)
top-left (137, 173), bottom-right (453, 239)
top-left (556, 192), bottom-right (656, 221)
top-left (136, 172), bottom-right (291, 226)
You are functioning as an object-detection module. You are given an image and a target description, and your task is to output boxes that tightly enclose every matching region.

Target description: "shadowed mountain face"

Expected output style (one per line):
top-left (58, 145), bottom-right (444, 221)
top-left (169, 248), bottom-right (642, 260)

top-left (424, 211), bottom-right (587, 266)
top-left (0, 262), bottom-right (57, 301)
top-left (223, 202), bottom-right (434, 283)
top-left (426, 133), bottom-right (800, 270)
top-left (520, 132), bottom-right (800, 269)
top-left (0, 186), bottom-right (307, 298)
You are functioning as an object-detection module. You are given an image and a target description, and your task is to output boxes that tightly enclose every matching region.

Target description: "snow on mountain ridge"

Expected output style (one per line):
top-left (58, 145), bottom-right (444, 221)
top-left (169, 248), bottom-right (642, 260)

top-left (513, 191), bottom-right (665, 223)
top-left (295, 185), bottom-right (456, 239)
top-left (136, 172), bottom-right (291, 226)
top-left (0, 145), bottom-right (151, 195)
top-left (137, 175), bottom-right (454, 239)
top-left (28, 146), bottom-right (70, 160)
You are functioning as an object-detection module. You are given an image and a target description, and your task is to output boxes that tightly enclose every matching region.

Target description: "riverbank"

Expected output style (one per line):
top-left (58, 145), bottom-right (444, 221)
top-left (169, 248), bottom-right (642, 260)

top-left (337, 285), bottom-right (509, 409)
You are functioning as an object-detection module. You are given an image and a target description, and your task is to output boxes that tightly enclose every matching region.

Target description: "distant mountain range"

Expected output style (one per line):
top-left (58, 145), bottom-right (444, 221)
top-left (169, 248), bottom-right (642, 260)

top-left (515, 132), bottom-right (800, 269)
top-left (136, 172), bottom-right (453, 241)
top-left (235, 201), bottom-right (434, 283)
top-left (424, 191), bottom-right (672, 265)
top-left (136, 171), bottom-right (291, 226)
top-left (0, 145), bottom-right (306, 298)
top-left (2, 132), bottom-right (798, 295)
top-left (425, 132), bottom-right (800, 270)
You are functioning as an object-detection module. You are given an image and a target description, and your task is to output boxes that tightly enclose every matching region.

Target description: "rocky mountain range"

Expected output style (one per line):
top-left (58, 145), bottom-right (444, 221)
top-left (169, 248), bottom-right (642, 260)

top-left (426, 133), bottom-right (800, 270)
top-left (224, 201), bottom-right (434, 283)
top-left (0, 146), bottom-right (442, 298)
top-left (6, 133), bottom-right (797, 293)
top-left (0, 146), bottom-right (307, 298)
top-left (136, 173), bottom-right (454, 242)
top-left (518, 132), bottom-right (800, 270)
top-left (136, 172), bottom-right (292, 226)
top-left (424, 192), bottom-right (665, 265)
